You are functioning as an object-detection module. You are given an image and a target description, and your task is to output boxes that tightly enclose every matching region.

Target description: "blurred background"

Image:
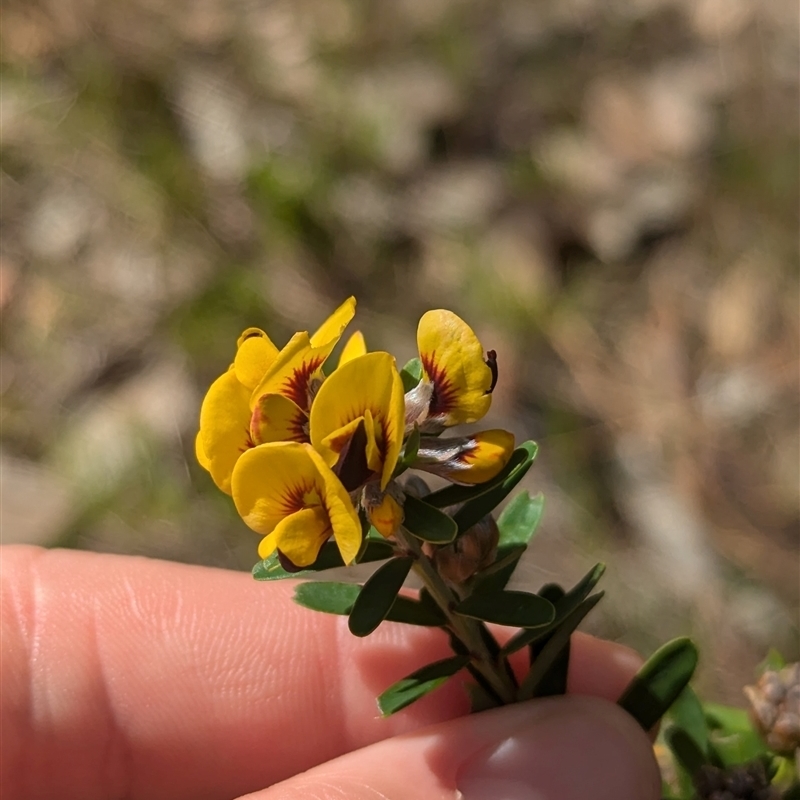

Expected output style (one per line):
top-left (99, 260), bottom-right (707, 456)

top-left (1, 0), bottom-right (798, 704)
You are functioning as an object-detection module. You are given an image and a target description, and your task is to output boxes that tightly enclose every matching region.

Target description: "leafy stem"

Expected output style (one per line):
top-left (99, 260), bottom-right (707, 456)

top-left (395, 526), bottom-right (517, 705)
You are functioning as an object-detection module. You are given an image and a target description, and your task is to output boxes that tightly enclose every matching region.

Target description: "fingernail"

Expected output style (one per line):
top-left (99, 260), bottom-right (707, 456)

top-left (456, 696), bottom-right (660, 800)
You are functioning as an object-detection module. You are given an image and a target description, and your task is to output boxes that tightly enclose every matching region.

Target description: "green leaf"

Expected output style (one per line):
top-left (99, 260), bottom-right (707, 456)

top-left (665, 727), bottom-right (709, 780)
top-left (668, 686), bottom-right (709, 757)
top-left (472, 545), bottom-right (527, 594)
top-left (455, 589), bottom-right (555, 628)
top-left (618, 637), bottom-right (699, 732)
top-left (424, 441), bottom-right (538, 509)
top-left (516, 592), bottom-right (604, 700)
top-left (377, 654), bottom-right (469, 716)
top-left (294, 582), bottom-right (360, 614)
top-left (502, 564), bottom-right (605, 655)
top-left (402, 496), bottom-right (458, 544)
top-left (497, 491), bottom-right (545, 547)
top-left (253, 538), bottom-right (394, 581)
top-left (703, 703), bottom-right (753, 735)
top-left (386, 595), bottom-right (447, 627)
top-left (348, 557), bottom-right (414, 637)
top-left (452, 442), bottom-right (539, 533)
top-left (402, 425), bottom-right (421, 465)
top-left (400, 358), bottom-right (423, 392)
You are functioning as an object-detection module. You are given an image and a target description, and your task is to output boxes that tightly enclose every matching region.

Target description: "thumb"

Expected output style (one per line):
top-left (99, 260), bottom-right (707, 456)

top-left (239, 695), bottom-right (661, 800)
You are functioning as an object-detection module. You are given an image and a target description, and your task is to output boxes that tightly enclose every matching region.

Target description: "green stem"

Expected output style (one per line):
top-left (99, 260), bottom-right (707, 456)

top-left (395, 528), bottom-right (517, 705)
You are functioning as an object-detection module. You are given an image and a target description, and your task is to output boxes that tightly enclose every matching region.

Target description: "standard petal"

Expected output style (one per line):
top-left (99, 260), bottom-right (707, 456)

top-left (272, 506), bottom-right (331, 567)
top-left (250, 331), bottom-right (341, 412)
top-left (234, 328), bottom-right (280, 390)
top-left (251, 393), bottom-right (308, 445)
top-left (338, 330), bottom-right (367, 367)
top-left (231, 442), bottom-right (321, 535)
top-left (195, 431), bottom-right (211, 472)
top-left (310, 296), bottom-right (356, 347)
top-left (199, 367), bottom-right (253, 494)
top-left (417, 309), bottom-right (493, 426)
top-left (309, 351), bottom-right (405, 489)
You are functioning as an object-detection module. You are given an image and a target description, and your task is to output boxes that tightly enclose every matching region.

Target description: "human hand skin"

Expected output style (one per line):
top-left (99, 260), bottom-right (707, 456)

top-left (1, 545), bottom-right (661, 800)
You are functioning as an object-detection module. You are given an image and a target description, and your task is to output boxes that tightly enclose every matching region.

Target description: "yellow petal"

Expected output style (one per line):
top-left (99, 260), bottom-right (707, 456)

top-left (234, 329), bottom-right (280, 390)
top-left (199, 367), bottom-right (253, 494)
top-left (258, 533), bottom-right (278, 560)
top-left (414, 429), bottom-right (515, 485)
top-left (250, 331), bottom-right (340, 413)
top-left (251, 393), bottom-right (308, 445)
top-left (231, 441), bottom-right (362, 566)
top-left (338, 330), bottom-right (367, 367)
top-left (417, 309), bottom-right (493, 426)
top-left (366, 491), bottom-right (404, 538)
top-left (231, 442), bottom-right (322, 535)
top-left (310, 296), bottom-right (356, 348)
top-left (362, 408), bottom-right (382, 476)
top-left (195, 431), bottom-right (211, 471)
top-left (272, 506), bottom-right (331, 567)
top-left (310, 352), bottom-right (405, 490)
top-left (305, 446), bottom-right (363, 565)
top-left (319, 416), bottom-right (367, 468)
top-left (457, 429), bottom-right (515, 484)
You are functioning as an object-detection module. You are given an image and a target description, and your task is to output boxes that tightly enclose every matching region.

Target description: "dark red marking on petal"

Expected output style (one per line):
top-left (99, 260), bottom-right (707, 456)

top-left (281, 356), bottom-right (326, 410)
top-left (420, 351), bottom-right (459, 417)
top-left (485, 350), bottom-right (498, 394)
top-left (239, 427), bottom-right (256, 452)
top-left (242, 330), bottom-right (264, 341)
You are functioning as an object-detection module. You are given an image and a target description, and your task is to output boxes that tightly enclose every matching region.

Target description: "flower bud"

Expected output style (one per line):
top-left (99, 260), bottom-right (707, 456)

top-left (744, 662), bottom-right (800, 756)
top-left (363, 481), bottom-right (405, 538)
top-left (412, 430), bottom-right (515, 485)
top-left (433, 515), bottom-right (499, 586)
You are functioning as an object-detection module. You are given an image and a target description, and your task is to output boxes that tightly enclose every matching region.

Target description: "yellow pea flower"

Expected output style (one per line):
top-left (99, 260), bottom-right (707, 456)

top-left (231, 441), bottom-right (362, 567)
top-left (197, 297), bottom-right (356, 494)
top-left (310, 351), bottom-right (405, 492)
top-left (412, 429), bottom-right (515, 485)
top-left (410, 309), bottom-right (497, 431)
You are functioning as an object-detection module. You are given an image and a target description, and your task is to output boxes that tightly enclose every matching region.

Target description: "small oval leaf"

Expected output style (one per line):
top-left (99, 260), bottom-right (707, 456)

top-left (377, 655), bottom-right (469, 716)
top-left (455, 590), bottom-right (555, 628)
top-left (502, 564), bottom-right (606, 655)
top-left (294, 582), bottom-right (361, 615)
top-left (386, 596), bottom-right (447, 627)
top-left (400, 358), bottom-right (423, 392)
top-left (402, 496), bottom-right (457, 544)
top-left (497, 491), bottom-right (544, 547)
top-left (348, 556), bottom-right (414, 637)
top-left (617, 637), bottom-right (699, 732)
top-left (516, 591), bottom-right (604, 701)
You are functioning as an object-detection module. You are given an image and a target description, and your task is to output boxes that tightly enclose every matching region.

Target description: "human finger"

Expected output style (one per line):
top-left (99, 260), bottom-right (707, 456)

top-left (1, 545), bottom-right (642, 800)
top-left (238, 695), bottom-right (661, 800)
